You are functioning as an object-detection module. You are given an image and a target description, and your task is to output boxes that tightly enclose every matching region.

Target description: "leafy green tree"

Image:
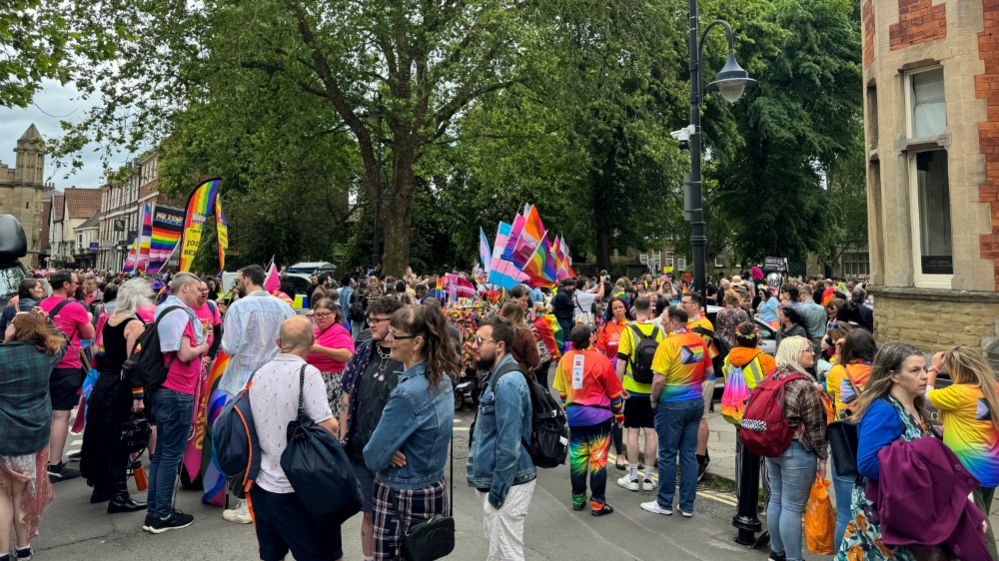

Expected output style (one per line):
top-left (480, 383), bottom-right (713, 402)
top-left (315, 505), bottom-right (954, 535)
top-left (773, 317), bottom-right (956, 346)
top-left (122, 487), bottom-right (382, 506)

top-left (702, 0), bottom-right (862, 264)
top-left (56, 0), bottom-right (552, 276)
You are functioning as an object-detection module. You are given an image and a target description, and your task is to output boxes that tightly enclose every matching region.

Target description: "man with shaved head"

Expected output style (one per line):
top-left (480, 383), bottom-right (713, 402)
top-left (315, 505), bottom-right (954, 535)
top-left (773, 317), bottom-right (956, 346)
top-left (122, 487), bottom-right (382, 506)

top-left (248, 315), bottom-right (342, 561)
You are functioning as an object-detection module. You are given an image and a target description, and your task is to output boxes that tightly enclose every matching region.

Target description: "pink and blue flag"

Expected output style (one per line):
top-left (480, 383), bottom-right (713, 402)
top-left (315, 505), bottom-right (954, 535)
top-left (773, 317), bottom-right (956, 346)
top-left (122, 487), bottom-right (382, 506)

top-left (479, 227), bottom-right (492, 276)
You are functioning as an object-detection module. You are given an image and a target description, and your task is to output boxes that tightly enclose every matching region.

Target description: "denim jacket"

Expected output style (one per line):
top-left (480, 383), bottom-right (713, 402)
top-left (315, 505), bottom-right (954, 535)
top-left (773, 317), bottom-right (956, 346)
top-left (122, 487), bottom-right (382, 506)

top-left (467, 354), bottom-right (536, 508)
top-left (363, 362), bottom-right (454, 490)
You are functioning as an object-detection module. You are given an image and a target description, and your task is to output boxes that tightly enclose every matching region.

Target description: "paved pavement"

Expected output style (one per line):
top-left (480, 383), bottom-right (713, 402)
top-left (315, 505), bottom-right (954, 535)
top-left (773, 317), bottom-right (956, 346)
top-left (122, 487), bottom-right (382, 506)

top-left (41, 406), bottom-right (999, 560)
top-left (35, 409), bottom-right (795, 561)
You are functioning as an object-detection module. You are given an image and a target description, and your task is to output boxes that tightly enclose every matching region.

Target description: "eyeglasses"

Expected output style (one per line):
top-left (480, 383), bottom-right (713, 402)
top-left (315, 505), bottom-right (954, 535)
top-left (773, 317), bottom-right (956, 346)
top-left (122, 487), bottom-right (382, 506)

top-left (474, 337), bottom-right (495, 345)
top-left (314, 312), bottom-right (333, 319)
top-left (390, 333), bottom-right (417, 340)
top-left (368, 316), bottom-right (390, 324)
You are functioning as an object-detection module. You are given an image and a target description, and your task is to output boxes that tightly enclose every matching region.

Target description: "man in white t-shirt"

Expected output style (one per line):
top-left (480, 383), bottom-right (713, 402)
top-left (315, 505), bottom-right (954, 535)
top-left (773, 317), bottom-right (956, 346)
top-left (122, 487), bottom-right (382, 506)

top-left (572, 277), bottom-right (604, 326)
top-left (248, 316), bottom-right (341, 561)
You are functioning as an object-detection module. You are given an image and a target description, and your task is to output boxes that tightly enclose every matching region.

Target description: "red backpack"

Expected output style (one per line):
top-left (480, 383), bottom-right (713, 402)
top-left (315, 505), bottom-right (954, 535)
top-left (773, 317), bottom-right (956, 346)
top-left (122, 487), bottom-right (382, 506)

top-left (739, 371), bottom-right (807, 457)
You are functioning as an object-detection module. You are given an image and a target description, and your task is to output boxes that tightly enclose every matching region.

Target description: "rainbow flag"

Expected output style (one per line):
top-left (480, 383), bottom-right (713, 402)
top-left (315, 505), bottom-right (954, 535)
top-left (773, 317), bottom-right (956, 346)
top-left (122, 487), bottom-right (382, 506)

top-left (215, 194), bottom-right (228, 272)
top-left (523, 234), bottom-right (557, 288)
top-left (179, 178), bottom-right (221, 272)
top-left (148, 206), bottom-right (184, 273)
top-left (122, 236), bottom-right (138, 273)
top-left (200, 351), bottom-right (230, 507)
top-left (136, 203), bottom-right (153, 272)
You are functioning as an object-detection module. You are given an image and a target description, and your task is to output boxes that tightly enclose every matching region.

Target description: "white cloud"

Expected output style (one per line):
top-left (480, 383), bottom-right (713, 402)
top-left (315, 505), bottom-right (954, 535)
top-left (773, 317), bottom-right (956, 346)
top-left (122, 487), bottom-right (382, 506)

top-left (0, 80), bottom-right (131, 190)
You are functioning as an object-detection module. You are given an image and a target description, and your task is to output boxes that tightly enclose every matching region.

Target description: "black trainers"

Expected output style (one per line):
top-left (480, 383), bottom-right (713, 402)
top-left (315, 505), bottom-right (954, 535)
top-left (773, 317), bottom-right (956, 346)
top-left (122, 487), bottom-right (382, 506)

top-left (47, 462), bottom-right (80, 483)
top-left (15, 546), bottom-right (31, 560)
top-left (142, 510), bottom-right (194, 534)
top-left (767, 549), bottom-right (786, 561)
top-left (591, 503), bottom-right (614, 517)
top-left (696, 453), bottom-right (710, 483)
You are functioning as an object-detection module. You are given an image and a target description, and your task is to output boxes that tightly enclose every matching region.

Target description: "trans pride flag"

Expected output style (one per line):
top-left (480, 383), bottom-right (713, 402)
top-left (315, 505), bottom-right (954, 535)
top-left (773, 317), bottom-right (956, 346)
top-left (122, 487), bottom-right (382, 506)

top-left (488, 222), bottom-right (528, 290)
top-left (479, 227), bottom-right (492, 277)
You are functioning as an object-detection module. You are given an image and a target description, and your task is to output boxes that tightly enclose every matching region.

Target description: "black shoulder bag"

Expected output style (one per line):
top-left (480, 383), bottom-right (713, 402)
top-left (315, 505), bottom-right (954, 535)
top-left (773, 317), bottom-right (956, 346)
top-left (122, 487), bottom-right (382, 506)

top-left (826, 368), bottom-right (861, 477)
top-left (280, 365), bottom-right (362, 524)
top-left (395, 408), bottom-right (455, 561)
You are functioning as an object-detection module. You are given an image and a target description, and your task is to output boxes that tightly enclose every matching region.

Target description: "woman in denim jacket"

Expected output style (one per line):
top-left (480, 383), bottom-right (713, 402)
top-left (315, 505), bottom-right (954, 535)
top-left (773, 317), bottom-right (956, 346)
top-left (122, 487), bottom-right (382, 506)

top-left (364, 303), bottom-right (460, 561)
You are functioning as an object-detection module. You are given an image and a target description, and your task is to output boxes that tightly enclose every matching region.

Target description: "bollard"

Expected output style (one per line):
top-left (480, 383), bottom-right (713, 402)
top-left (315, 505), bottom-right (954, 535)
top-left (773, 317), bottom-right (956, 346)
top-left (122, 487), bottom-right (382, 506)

top-left (732, 441), bottom-right (763, 547)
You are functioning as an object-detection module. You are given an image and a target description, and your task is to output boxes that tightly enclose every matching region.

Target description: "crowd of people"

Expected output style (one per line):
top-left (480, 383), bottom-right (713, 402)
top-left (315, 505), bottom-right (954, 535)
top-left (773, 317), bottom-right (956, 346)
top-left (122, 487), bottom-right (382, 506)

top-left (0, 263), bottom-right (996, 561)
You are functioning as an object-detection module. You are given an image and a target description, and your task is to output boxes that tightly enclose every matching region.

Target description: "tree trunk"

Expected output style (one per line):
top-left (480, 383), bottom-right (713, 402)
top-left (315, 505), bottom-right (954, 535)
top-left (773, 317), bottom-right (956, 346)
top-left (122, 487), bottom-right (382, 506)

top-left (380, 131), bottom-right (419, 277)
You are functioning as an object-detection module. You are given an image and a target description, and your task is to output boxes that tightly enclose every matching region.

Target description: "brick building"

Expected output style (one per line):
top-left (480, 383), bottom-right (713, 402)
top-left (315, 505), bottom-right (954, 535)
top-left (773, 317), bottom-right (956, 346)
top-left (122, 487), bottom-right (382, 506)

top-left (863, 0), bottom-right (999, 355)
top-left (97, 153), bottom-right (164, 271)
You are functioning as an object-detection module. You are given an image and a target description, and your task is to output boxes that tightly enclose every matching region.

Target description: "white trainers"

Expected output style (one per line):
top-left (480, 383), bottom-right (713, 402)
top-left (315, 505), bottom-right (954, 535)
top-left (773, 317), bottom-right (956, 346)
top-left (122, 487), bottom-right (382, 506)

top-left (641, 478), bottom-right (656, 491)
top-left (616, 475), bottom-right (640, 491)
top-left (222, 499), bottom-right (252, 524)
top-left (680, 510), bottom-right (694, 518)
top-left (640, 500), bottom-right (672, 515)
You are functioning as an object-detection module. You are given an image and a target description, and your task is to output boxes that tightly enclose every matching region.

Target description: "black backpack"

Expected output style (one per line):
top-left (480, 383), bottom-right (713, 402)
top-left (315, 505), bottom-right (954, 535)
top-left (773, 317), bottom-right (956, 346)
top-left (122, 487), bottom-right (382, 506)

top-left (489, 361), bottom-right (569, 469)
top-left (212, 366), bottom-right (262, 499)
top-left (628, 325), bottom-right (660, 384)
top-left (122, 306), bottom-right (185, 391)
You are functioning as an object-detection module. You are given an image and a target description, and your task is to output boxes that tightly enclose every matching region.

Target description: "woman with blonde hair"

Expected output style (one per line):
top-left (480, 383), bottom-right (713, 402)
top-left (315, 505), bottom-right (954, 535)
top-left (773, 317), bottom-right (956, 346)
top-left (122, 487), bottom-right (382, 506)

top-left (765, 336), bottom-right (827, 561)
top-left (834, 343), bottom-right (929, 561)
top-left (926, 346), bottom-right (999, 561)
top-left (81, 278), bottom-right (152, 513)
top-left (0, 311), bottom-right (65, 560)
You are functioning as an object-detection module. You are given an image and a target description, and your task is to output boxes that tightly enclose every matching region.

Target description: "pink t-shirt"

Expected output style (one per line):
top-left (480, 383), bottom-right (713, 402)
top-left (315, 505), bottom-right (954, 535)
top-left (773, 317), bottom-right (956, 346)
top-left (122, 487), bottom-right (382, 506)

top-left (40, 296), bottom-right (89, 369)
top-left (306, 322), bottom-right (354, 373)
top-left (193, 302), bottom-right (221, 348)
top-left (162, 318), bottom-right (201, 395)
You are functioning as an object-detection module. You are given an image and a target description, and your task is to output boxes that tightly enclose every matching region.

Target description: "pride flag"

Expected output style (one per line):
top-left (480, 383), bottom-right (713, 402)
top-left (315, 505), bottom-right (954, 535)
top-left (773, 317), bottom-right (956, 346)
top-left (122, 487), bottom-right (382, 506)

top-left (523, 235), bottom-right (557, 288)
top-left (511, 205), bottom-right (545, 268)
top-left (488, 222), bottom-right (528, 290)
top-left (478, 227), bottom-right (492, 277)
top-left (136, 203), bottom-right (153, 272)
top-left (215, 194), bottom-right (228, 272)
top-left (148, 206), bottom-right (184, 273)
top-left (199, 351), bottom-right (230, 507)
top-left (179, 178), bottom-right (221, 272)
top-left (122, 236), bottom-right (138, 273)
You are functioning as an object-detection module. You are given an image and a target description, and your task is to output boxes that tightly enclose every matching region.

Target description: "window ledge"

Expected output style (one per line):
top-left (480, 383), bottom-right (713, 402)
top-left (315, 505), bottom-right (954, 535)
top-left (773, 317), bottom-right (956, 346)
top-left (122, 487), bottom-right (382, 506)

top-left (868, 285), bottom-right (999, 304)
top-left (898, 134), bottom-right (950, 153)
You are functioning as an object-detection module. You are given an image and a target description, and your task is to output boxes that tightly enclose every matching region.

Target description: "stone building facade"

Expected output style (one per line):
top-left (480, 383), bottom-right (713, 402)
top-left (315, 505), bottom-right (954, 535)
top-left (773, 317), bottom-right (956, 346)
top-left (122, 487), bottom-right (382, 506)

top-left (0, 124), bottom-right (53, 267)
top-left (863, 0), bottom-right (999, 355)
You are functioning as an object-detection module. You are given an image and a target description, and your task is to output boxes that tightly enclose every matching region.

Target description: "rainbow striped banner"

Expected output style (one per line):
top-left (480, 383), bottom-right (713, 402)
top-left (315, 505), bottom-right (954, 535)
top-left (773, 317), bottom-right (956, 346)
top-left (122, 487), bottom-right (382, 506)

top-left (215, 194), bottom-right (228, 272)
top-left (147, 206), bottom-right (184, 274)
top-left (179, 178), bottom-right (221, 272)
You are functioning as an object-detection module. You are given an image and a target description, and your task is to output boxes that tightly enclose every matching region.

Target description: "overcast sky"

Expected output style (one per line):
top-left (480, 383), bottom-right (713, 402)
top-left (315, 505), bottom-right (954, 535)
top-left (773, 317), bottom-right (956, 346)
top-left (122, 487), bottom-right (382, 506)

top-left (0, 80), bottom-right (130, 191)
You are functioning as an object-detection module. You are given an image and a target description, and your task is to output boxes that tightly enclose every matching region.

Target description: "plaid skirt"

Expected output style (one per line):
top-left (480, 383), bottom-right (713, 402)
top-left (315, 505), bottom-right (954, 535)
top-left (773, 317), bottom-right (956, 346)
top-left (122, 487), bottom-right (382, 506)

top-left (373, 478), bottom-right (449, 561)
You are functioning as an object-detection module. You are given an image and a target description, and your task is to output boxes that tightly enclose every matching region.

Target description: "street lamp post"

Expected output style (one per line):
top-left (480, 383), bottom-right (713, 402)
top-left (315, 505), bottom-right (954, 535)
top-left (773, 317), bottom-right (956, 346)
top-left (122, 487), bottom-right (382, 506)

top-left (684, 0), bottom-right (755, 308)
top-left (683, 0), bottom-right (760, 548)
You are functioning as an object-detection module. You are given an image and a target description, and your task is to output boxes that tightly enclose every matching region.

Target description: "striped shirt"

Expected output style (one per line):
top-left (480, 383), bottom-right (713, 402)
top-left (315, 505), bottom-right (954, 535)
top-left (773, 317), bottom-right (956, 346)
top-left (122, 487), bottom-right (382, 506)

top-left (219, 290), bottom-right (295, 396)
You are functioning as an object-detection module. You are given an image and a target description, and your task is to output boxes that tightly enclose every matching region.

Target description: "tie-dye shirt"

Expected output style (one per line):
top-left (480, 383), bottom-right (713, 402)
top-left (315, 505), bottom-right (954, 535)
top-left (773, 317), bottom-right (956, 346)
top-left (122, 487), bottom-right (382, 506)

top-left (927, 384), bottom-right (999, 488)
top-left (553, 349), bottom-right (624, 427)
top-left (824, 361), bottom-right (872, 414)
top-left (650, 330), bottom-right (712, 403)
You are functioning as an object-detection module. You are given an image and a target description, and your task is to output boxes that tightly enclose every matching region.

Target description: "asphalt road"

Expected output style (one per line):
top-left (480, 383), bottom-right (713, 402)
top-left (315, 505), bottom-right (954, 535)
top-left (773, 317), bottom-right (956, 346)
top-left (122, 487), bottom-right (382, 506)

top-left (33, 410), bottom-right (818, 561)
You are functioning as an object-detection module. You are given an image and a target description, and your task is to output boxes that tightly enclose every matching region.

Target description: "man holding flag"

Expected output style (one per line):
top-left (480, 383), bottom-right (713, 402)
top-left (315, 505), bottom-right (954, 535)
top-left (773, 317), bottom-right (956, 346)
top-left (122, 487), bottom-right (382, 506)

top-left (218, 264), bottom-right (294, 524)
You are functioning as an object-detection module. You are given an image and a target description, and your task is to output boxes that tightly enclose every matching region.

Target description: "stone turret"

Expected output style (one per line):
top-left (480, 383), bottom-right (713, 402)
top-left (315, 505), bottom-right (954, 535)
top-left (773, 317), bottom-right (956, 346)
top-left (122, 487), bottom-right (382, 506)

top-left (14, 124), bottom-right (45, 186)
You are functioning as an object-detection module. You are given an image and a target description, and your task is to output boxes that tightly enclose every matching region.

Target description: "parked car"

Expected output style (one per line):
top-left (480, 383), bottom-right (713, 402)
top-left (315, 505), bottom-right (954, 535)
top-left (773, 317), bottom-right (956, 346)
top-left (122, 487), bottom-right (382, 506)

top-left (0, 215), bottom-right (29, 309)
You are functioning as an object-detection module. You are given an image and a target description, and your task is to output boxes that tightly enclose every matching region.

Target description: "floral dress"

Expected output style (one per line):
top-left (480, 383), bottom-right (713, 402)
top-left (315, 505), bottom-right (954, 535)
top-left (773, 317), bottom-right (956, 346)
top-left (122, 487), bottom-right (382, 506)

top-left (834, 397), bottom-right (926, 561)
